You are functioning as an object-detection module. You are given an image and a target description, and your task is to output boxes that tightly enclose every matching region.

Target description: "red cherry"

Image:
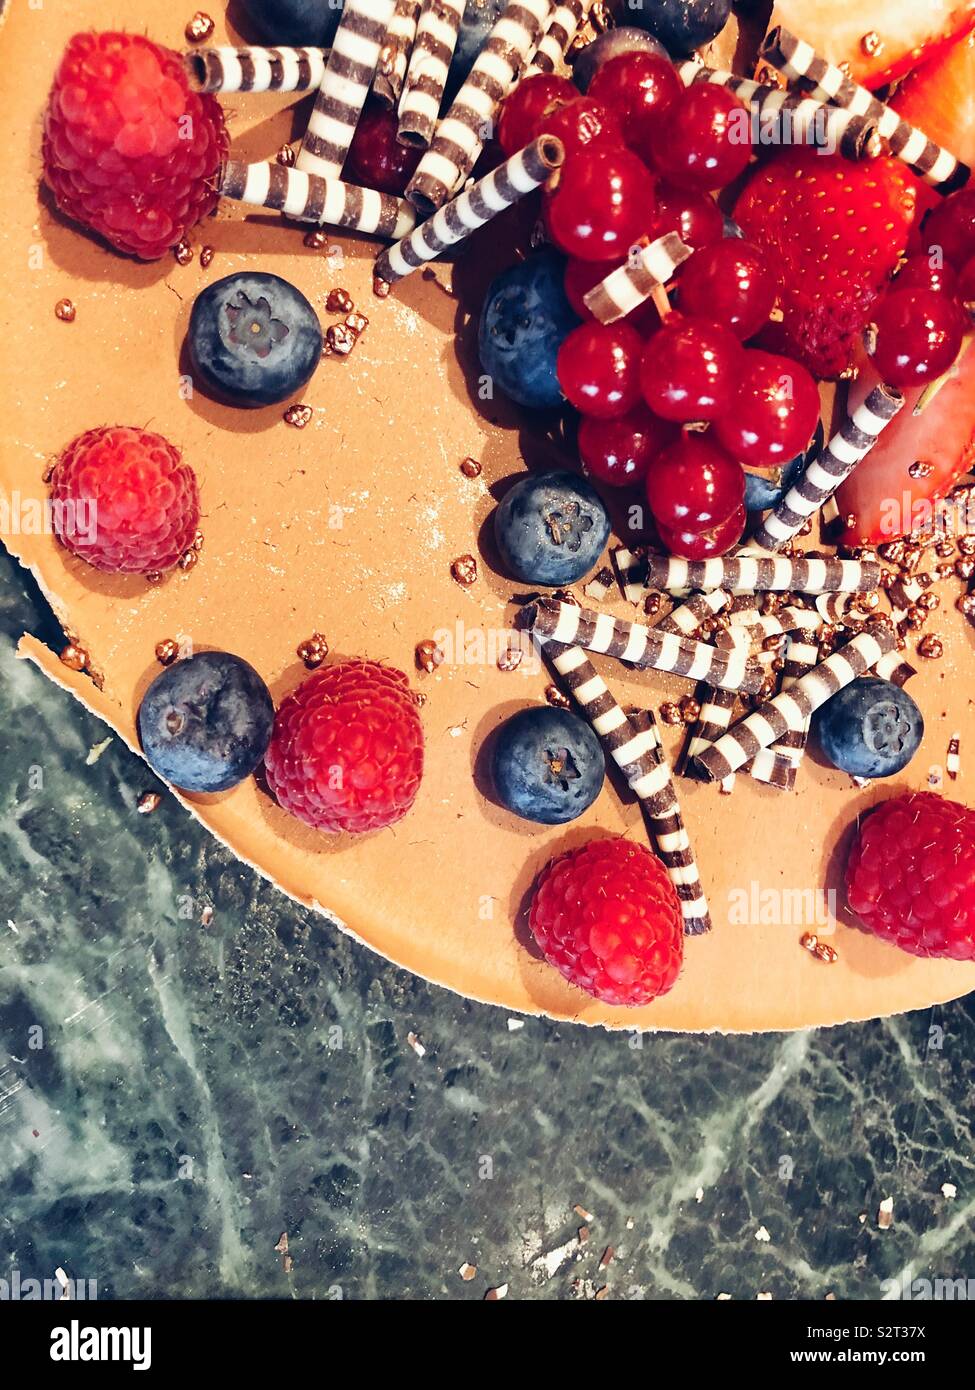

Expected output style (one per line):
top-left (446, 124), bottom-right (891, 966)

top-left (639, 315), bottom-right (743, 422)
top-left (545, 146), bottom-right (655, 261)
top-left (645, 434), bottom-right (744, 534)
top-left (344, 99), bottom-right (421, 195)
top-left (677, 239), bottom-right (776, 340)
top-left (563, 256), bottom-right (661, 334)
top-left (646, 183), bottom-right (724, 252)
top-left (651, 86), bottom-right (752, 192)
top-left (588, 52), bottom-right (682, 163)
top-left (869, 286), bottom-right (965, 388)
top-left (497, 73), bottom-right (575, 156)
top-left (534, 95), bottom-right (624, 162)
top-left (959, 255), bottom-right (975, 304)
top-left (713, 349), bottom-right (820, 469)
top-left (657, 503), bottom-right (746, 559)
top-left (557, 321), bottom-right (644, 417)
top-left (578, 405), bottom-right (677, 487)
top-left (894, 253), bottom-right (959, 297)
top-left (922, 189), bottom-right (975, 270)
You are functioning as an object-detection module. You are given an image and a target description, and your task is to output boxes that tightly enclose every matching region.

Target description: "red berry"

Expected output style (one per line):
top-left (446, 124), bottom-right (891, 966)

top-left (497, 72), bottom-right (575, 156)
top-left (652, 85), bottom-right (751, 192)
top-left (50, 426), bottom-right (200, 574)
top-left (657, 503), bottom-right (746, 559)
top-left (534, 95), bottom-right (624, 162)
top-left (546, 146), bottom-right (655, 261)
top-left (870, 285), bottom-right (965, 387)
top-left (646, 183), bottom-right (725, 252)
top-left (528, 837), bottom-right (683, 1006)
top-left (921, 188), bottom-right (975, 269)
top-left (846, 792), bottom-right (975, 961)
top-left (587, 52), bottom-right (682, 162)
top-left (578, 405), bottom-right (676, 487)
top-left (645, 432), bottom-right (744, 533)
top-left (345, 98), bottom-right (421, 194)
top-left (677, 238), bottom-right (776, 339)
top-left (557, 321), bottom-right (644, 417)
top-left (957, 254), bottom-right (975, 303)
top-left (42, 31), bottom-right (228, 260)
top-left (639, 315), bottom-right (743, 422)
top-left (264, 660), bottom-right (424, 835)
top-left (563, 256), bottom-right (661, 333)
top-left (713, 349), bottom-right (820, 470)
top-left (894, 252), bottom-right (959, 297)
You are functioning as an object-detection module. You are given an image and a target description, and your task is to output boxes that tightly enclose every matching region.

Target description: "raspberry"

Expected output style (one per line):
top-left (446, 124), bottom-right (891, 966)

top-left (50, 426), bottom-right (200, 574)
top-left (528, 838), bottom-right (683, 1005)
top-left (846, 792), bottom-right (975, 961)
top-left (42, 32), bottom-right (229, 260)
top-left (264, 660), bottom-right (424, 834)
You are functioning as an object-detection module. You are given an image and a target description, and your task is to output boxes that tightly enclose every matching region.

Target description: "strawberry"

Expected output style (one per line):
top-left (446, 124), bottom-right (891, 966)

top-left (890, 29), bottom-right (975, 170)
top-left (768, 0), bottom-right (975, 89)
top-left (836, 346), bottom-right (975, 545)
top-left (734, 151), bottom-right (919, 379)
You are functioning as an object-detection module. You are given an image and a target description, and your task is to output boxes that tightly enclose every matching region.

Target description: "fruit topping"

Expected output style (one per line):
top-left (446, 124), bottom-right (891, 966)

top-left (492, 706), bottom-right (605, 825)
top-left (493, 471), bottom-right (610, 585)
top-left (813, 677), bottom-right (924, 778)
top-left (478, 251), bottom-right (581, 409)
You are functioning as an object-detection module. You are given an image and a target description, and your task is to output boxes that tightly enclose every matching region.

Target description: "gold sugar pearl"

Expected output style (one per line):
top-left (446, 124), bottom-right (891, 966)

top-left (155, 638), bottom-right (180, 666)
top-left (544, 684), bottom-right (570, 710)
top-left (451, 554), bottom-right (478, 587)
top-left (59, 643), bottom-right (88, 672)
top-left (415, 639), bottom-right (444, 674)
top-left (185, 12), bottom-right (215, 43)
top-left (296, 633), bottom-right (329, 668)
top-left (54, 298), bottom-right (76, 322)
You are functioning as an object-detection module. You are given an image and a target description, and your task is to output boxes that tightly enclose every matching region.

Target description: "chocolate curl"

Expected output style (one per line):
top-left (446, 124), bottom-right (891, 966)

top-left (653, 588), bottom-right (732, 637)
top-left (694, 625), bottom-right (899, 782)
top-left (742, 629), bottom-right (822, 792)
top-left (674, 60), bottom-right (879, 160)
top-left (873, 647), bottom-right (917, 688)
top-left (524, 0), bottom-right (589, 76)
top-left (583, 232), bottom-right (692, 325)
top-left (642, 551), bottom-right (883, 595)
top-left (184, 46), bottom-right (329, 94)
top-left (727, 604), bottom-right (823, 645)
top-left (373, 0), bottom-right (422, 105)
top-left (375, 135), bottom-right (563, 283)
top-left (397, 0), bottom-right (467, 148)
top-left (610, 545), bottom-right (649, 604)
top-left (218, 160), bottom-right (417, 238)
top-left (521, 598), bottom-right (768, 693)
top-left (760, 25), bottom-right (971, 193)
top-left (296, 0), bottom-right (398, 180)
top-left (673, 622), bottom-right (747, 779)
top-left (406, 0), bottom-right (555, 213)
top-left (750, 385), bottom-right (904, 552)
top-left (538, 642), bottom-right (710, 934)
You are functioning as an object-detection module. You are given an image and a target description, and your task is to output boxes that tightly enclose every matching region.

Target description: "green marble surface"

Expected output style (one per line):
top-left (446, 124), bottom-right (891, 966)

top-left (0, 553), bottom-right (973, 1302)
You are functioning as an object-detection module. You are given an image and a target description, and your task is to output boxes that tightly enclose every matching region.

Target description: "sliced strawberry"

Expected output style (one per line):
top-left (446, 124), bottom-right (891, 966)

top-left (836, 342), bottom-right (975, 545)
top-left (768, 0), bottom-right (975, 89)
top-left (890, 29), bottom-right (975, 170)
top-left (734, 152), bottom-right (919, 379)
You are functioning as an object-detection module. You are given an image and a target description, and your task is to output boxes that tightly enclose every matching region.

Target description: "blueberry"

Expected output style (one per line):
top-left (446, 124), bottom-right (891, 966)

top-left (237, 0), bottom-right (343, 47)
top-left (571, 27), bottom-right (670, 92)
top-left (492, 706), bottom-right (605, 824)
top-left (447, 0), bottom-right (506, 100)
top-left (813, 677), bottom-right (924, 779)
top-left (495, 471), bottom-right (610, 585)
top-left (744, 420), bottom-right (825, 511)
top-left (188, 273), bottom-right (323, 408)
top-left (138, 652), bottom-right (275, 793)
top-left (478, 251), bottom-right (580, 409)
top-left (625, 0), bottom-right (731, 55)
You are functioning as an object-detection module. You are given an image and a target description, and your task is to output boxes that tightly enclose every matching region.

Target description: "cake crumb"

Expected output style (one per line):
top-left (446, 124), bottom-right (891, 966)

top-left (137, 792), bottom-right (162, 815)
top-left (755, 1226), bottom-right (771, 1243)
top-left (877, 1197), bottom-right (894, 1230)
top-left (484, 1284), bottom-right (508, 1301)
top-left (406, 1031), bottom-right (426, 1057)
top-left (458, 1262), bottom-right (477, 1281)
top-left (506, 1018), bottom-right (524, 1031)
top-left (941, 1182), bottom-right (957, 1199)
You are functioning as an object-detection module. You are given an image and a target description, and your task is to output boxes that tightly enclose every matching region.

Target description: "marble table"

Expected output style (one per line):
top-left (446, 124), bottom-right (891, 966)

top-left (1, 553), bottom-right (973, 1301)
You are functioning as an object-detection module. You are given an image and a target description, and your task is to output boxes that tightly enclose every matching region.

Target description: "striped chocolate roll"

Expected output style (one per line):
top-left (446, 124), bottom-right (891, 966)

top-left (873, 647), bottom-right (917, 688)
top-left (398, 0), bottom-right (467, 147)
top-left (643, 551), bottom-right (883, 595)
top-left (750, 385), bottom-right (905, 552)
top-left (760, 25), bottom-right (971, 194)
top-left (676, 624), bottom-right (751, 778)
top-left (406, 0), bottom-right (554, 213)
top-left (582, 233), bottom-right (692, 324)
top-left (653, 588), bottom-right (732, 638)
top-left (674, 61), bottom-right (878, 161)
top-left (946, 732), bottom-right (961, 780)
top-left (524, 0), bottom-right (589, 76)
top-left (373, 0), bottom-right (422, 104)
top-left (375, 136), bottom-right (563, 282)
top-left (611, 545), bottom-right (648, 604)
top-left (184, 46), bottom-right (329, 94)
top-left (218, 160), bottom-right (417, 238)
top-left (728, 604), bottom-right (823, 645)
top-left (296, 0), bottom-right (397, 180)
top-left (522, 598), bottom-right (767, 693)
top-left (627, 709), bottom-right (711, 935)
top-left (537, 641), bottom-right (709, 932)
top-left (694, 625), bottom-right (899, 782)
top-left (743, 629), bottom-right (822, 792)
